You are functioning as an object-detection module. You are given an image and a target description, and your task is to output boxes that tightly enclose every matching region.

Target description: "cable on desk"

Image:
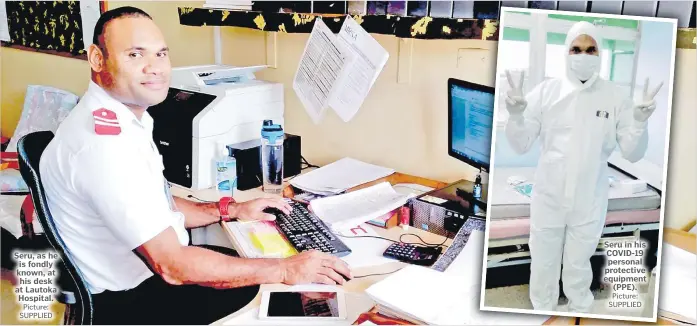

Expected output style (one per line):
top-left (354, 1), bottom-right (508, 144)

top-left (301, 155), bottom-right (319, 170)
top-left (399, 233), bottom-right (450, 248)
top-left (337, 233), bottom-right (449, 249)
top-left (187, 194), bottom-right (216, 203)
top-left (353, 267), bottom-right (404, 279)
top-left (338, 234), bottom-right (399, 243)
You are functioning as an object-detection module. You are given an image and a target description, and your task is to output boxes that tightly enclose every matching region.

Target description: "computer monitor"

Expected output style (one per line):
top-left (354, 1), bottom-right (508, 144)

top-left (448, 78), bottom-right (495, 174)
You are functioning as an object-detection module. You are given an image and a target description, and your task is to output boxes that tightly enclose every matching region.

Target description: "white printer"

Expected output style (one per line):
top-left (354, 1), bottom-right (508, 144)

top-left (147, 65), bottom-right (284, 190)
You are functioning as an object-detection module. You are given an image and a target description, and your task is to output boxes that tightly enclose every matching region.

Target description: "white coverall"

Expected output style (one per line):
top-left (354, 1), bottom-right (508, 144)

top-left (504, 22), bottom-right (652, 312)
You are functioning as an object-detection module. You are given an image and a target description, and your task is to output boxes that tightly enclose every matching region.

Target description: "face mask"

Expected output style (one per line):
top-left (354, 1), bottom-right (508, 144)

top-left (568, 54), bottom-right (600, 82)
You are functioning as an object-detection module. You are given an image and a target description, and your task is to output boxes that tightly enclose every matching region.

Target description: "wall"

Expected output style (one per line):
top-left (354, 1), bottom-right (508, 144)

top-left (220, 28), bottom-right (497, 184)
top-left (0, 1), bottom-right (213, 138)
top-left (664, 48), bottom-right (697, 230)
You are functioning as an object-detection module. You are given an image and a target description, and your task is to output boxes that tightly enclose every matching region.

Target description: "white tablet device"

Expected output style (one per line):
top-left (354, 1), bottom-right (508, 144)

top-left (258, 290), bottom-right (347, 321)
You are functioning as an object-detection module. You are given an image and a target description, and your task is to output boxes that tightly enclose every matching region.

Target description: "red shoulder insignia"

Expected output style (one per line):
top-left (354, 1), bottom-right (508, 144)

top-left (92, 108), bottom-right (121, 135)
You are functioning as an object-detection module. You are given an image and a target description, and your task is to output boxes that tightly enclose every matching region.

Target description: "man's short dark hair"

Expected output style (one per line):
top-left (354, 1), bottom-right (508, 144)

top-left (92, 6), bottom-right (152, 52)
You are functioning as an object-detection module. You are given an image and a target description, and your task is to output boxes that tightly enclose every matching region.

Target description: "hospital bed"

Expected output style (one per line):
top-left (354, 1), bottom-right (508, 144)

top-left (485, 165), bottom-right (661, 289)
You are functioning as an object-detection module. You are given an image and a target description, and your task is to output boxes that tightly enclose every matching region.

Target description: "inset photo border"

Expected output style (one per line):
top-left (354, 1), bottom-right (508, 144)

top-left (479, 6), bottom-right (677, 323)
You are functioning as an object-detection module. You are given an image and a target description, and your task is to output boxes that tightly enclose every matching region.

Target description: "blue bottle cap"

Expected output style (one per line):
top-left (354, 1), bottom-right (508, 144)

top-left (261, 121), bottom-right (284, 144)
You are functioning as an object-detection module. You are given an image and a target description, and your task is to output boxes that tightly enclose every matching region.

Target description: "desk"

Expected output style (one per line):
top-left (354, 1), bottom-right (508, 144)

top-left (171, 171), bottom-right (454, 325)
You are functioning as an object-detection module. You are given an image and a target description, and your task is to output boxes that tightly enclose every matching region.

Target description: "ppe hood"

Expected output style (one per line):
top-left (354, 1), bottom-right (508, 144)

top-left (564, 21), bottom-right (603, 86)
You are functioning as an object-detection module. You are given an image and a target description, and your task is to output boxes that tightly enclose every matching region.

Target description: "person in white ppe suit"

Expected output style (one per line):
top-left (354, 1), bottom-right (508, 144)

top-left (504, 21), bottom-right (662, 312)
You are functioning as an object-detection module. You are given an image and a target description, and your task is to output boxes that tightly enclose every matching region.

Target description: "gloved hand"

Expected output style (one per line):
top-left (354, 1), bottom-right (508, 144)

top-left (634, 78), bottom-right (663, 122)
top-left (505, 70), bottom-right (527, 116)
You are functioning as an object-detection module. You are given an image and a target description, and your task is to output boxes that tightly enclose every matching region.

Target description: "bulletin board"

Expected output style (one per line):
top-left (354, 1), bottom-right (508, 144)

top-left (1, 1), bottom-right (107, 60)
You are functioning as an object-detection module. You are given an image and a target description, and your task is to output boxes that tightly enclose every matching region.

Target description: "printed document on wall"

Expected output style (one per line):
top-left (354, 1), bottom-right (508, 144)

top-left (80, 0), bottom-right (101, 51)
top-left (328, 15), bottom-right (389, 122)
top-left (292, 18), bottom-right (348, 124)
top-left (0, 1), bottom-right (10, 42)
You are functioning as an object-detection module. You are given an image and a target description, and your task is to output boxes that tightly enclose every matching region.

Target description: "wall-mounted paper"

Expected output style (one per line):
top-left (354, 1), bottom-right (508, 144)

top-left (79, 0), bottom-right (101, 51)
top-left (292, 18), bottom-right (347, 124)
top-left (328, 15), bottom-right (389, 122)
top-left (293, 16), bottom-right (388, 124)
top-left (0, 1), bottom-right (11, 42)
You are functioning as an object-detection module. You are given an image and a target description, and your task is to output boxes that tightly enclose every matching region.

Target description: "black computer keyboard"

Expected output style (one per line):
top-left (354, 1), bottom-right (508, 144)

top-left (266, 200), bottom-right (352, 257)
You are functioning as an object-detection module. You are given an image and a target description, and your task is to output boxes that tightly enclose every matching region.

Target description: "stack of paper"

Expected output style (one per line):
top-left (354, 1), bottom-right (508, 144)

top-left (225, 220), bottom-right (297, 258)
top-left (657, 244), bottom-right (697, 324)
top-left (290, 157), bottom-right (394, 196)
top-left (365, 238), bottom-right (550, 325)
top-left (310, 182), bottom-right (411, 232)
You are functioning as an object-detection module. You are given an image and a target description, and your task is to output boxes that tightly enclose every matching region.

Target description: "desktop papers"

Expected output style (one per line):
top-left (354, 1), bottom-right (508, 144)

top-left (310, 182), bottom-right (412, 232)
top-left (336, 224), bottom-right (395, 269)
top-left (658, 243), bottom-right (697, 323)
top-left (365, 236), bottom-right (550, 325)
top-left (289, 157), bottom-right (394, 196)
top-left (293, 16), bottom-right (388, 124)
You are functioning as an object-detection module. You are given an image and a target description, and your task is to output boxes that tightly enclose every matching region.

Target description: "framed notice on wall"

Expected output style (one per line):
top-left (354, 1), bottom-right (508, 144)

top-left (0, 1), bottom-right (108, 60)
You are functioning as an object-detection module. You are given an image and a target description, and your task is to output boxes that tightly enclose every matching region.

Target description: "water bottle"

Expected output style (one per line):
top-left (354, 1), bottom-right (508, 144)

top-left (215, 141), bottom-right (237, 197)
top-left (260, 120), bottom-right (284, 194)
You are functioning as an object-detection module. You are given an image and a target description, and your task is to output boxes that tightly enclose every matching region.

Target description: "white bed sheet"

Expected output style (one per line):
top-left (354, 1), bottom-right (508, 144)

top-left (490, 166), bottom-right (661, 219)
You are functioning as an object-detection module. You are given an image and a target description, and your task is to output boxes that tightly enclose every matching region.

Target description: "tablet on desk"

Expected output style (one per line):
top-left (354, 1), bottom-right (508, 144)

top-left (258, 290), bottom-right (347, 321)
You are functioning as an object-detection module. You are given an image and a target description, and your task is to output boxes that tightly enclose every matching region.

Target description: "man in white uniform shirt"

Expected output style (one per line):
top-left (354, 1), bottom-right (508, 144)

top-left (39, 7), bottom-right (351, 325)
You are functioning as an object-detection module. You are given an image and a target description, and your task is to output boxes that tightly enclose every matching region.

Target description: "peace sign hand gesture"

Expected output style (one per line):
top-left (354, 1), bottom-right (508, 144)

top-left (634, 78), bottom-right (663, 122)
top-left (504, 70), bottom-right (528, 116)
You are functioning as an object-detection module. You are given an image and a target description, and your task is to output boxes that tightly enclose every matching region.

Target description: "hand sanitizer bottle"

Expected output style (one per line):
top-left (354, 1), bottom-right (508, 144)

top-left (215, 141), bottom-right (236, 197)
top-left (473, 173), bottom-right (482, 199)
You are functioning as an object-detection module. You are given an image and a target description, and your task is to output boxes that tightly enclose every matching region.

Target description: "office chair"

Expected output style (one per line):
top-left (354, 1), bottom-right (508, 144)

top-left (17, 131), bottom-right (93, 325)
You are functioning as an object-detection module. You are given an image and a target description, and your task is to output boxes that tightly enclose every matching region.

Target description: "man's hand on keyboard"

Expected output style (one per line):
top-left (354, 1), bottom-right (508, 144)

top-left (234, 198), bottom-right (292, 222)
top-left (280, 250), bottom-right (352, 285)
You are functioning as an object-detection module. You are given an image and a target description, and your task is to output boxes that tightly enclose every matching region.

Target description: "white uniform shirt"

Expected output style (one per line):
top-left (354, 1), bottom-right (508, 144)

top-left (39, 81), bottom-right (189, 294)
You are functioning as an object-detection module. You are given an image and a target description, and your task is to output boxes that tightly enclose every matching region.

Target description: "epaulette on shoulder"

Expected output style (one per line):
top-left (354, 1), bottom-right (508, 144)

top-left (92, 108), bottom-right (121, 135)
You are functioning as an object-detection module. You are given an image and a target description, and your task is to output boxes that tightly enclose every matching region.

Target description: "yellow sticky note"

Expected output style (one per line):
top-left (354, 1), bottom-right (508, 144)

top-left (250, 232), bottom-right (296, 257)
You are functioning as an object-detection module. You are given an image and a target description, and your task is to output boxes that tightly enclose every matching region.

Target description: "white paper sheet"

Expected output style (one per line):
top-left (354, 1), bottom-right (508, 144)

top-left (366, 256), bottom-right (550, 325)
top-left (79, 0), bottom-right (100, 51)
top-left (0, 0), bottom-right (10, 42)
top-left (658, 244), bottom-right (697, 322)
top-left (328, 15), bottom-right (388, 122)
top-left (292, 18), bottom-right (347, 124)
top-left (445, 230), bottom-right (484, 286)
top-left (289, 157), bottom-right (394, 195)
top-left (310, 182), bottom-right (411, 231)
top-left (337, 224), bottom-right (395, 269)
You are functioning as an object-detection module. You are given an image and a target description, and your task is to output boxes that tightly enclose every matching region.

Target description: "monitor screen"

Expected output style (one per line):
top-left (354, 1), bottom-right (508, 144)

top-left (448, 79), bottom-right (495, 172)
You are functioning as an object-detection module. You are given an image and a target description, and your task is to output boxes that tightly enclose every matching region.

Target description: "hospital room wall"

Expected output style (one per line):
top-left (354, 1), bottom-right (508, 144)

top-left (491, 48), bottom-right (696, 229)
top-left (490, 25), bottom-right (696, 229)
top-left (0, 1), bottom-right (694, 228)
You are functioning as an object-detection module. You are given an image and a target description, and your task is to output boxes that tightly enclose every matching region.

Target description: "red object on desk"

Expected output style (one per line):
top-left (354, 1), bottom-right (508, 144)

top-left (353, 308), bottom-right (414, 325)
top-left (1, 151), bottom-right (19, 170)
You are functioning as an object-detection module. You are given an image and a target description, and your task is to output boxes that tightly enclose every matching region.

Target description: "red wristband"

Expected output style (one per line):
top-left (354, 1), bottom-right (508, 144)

top-left (219, 196), bottom-right (235, 222)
